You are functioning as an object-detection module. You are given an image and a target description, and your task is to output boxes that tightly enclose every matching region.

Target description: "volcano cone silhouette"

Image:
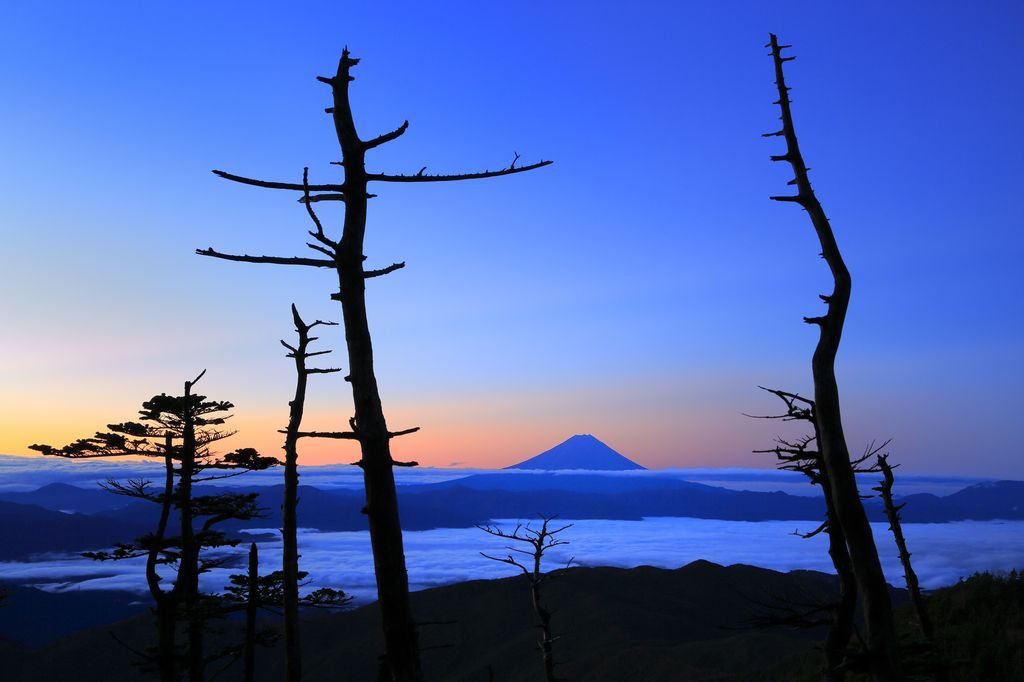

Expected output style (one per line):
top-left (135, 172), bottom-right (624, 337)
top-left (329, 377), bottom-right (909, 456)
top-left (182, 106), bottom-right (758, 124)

top-left (506, 434), bottom-right (645, 470)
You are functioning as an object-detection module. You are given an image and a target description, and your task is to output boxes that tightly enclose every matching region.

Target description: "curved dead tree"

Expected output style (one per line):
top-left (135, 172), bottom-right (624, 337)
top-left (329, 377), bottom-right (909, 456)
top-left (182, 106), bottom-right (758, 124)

top-left (199, 49), bottom-right (551, 681)
top-left (752, 387), bottom-right (885, 679)
top-left (764, 34), bottom-right (901, 679)
top-left (479, 518), bottom-right (572, 682)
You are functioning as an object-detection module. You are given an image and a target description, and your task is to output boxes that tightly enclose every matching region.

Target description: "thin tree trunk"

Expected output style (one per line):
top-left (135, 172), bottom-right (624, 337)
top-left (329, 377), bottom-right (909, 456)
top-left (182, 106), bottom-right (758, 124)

top-left (244, 543), bottom-right (258, 682)
top-left (766, 34), bottom-right (901, 680)
top-left (530, 579), bottom-right (556, 682)
top-left (282, 306), bottom-right (311, 682)
top-left (180, 379), bottom-right (204, 682)
top-left (282, 440), bottom-right (302, 682)
top-left (327, 52), bottom-right (421, 682)
top-left (150, 442), bottom-right (178, 682)
top-left (876, 457), bottom-right (934, 642)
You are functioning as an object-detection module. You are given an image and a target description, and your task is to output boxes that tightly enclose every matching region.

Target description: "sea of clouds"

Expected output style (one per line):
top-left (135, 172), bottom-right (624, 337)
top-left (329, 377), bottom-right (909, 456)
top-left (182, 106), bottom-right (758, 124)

top-left (3, 454), bottom-right (1017, 602)
top-left (2, 518), bottom-right (1022, 603)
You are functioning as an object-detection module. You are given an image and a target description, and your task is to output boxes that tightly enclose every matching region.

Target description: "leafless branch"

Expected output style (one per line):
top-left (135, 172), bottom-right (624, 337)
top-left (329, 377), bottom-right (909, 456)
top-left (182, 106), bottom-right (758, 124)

top-left (212, 169), bottom-right (345, 193)
top-left (196, 248), bottom-right (335, 268)
top-left (364, 120), bottom-right (409, 150)
top-left (368, 159), bottom-right (552, 183)
top-left (364, 262), bottom-right (406, 278)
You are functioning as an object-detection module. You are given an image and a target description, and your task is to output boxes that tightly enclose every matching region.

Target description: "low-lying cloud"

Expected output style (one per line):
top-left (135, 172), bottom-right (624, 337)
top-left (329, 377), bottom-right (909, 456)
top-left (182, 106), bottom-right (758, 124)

top-left (2, 518), bottom-right (1021, 603)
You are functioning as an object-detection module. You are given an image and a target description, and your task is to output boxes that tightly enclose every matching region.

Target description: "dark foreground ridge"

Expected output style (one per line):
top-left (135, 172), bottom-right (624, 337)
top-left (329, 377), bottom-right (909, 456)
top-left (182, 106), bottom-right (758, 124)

top-left (3, 562), bottom-right (1020, 681)
top-left (0, 561), bottom-right (845, 680)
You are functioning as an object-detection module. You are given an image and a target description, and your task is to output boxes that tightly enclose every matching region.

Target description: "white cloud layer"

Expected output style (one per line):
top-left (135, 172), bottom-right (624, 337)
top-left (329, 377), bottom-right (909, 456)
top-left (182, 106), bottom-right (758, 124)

top-left (2, 518), bottom-right (1021, 603)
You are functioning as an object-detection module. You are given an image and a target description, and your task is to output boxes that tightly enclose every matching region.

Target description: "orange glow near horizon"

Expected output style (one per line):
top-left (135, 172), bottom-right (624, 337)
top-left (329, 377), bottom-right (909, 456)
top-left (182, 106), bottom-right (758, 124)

top-left (0, 379), bottom-right (772, 470)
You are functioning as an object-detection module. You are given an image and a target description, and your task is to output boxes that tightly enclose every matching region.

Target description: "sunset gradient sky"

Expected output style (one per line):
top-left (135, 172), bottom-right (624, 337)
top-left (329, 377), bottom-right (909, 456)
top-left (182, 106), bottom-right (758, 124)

top-left (1, 2), bottom-right (1022, 474)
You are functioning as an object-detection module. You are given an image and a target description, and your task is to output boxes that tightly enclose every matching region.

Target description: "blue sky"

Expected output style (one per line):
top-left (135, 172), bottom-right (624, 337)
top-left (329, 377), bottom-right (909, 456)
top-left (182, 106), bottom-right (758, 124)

top-left (1, 2), bottom-right (1022, 474)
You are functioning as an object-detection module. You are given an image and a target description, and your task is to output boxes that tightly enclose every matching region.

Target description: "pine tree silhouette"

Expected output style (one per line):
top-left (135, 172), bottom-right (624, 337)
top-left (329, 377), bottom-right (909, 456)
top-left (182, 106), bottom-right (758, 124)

top-left (31, 372), bottom-right (277, 682)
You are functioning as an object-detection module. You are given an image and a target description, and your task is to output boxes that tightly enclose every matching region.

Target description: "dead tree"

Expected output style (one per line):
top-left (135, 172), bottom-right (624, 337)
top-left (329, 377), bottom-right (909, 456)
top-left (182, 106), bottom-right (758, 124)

top-left (30, 373), bottom-right (277, 682)
top-left (198, 48), bottom-right (551, 681)
top-left (278, 304), bottom-right (341, 682)
top-left (751, 387), bottom-right (885, 679)
top-left (479, 517), bottom-right (572, 682)
top-left (764, 34), bottom-right (901, 679)
top-left (874, 455), bottom-right (933, 644)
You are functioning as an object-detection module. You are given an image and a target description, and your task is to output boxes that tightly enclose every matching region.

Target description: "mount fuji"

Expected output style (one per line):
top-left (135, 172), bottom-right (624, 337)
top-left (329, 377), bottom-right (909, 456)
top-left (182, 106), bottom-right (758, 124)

top-left (505, 434), bottom-right (646, 471)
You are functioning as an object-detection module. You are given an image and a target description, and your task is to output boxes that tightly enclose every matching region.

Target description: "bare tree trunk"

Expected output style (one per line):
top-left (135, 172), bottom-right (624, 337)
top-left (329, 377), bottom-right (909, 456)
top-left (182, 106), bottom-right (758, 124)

top-left (875, 456), bottom-right (933, 643)
top-left (150, 442), bottom-right (178, 682)
top-left (821, 468), bottom-right (857, 681)
top-left (180, 378), bottom-right (204, 682)
top-left (327, 53), bottom-right (420, 681)
top-left (244, 543), bottom-right (258, 682)
top-left (282, 426), bottom-right (302, 682)
top-left (766, 34), bottom-right (901, 680)
top-left (752, 390), bottom-right (858, 678)
top-left (281, 305), bottom-right (339, 682)
top-left (530, 572), bottom-right (557, 682)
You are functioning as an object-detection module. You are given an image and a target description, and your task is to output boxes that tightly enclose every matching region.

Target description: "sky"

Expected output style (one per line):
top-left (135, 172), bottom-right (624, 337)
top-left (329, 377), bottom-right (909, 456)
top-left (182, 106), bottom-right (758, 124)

top-left (1, 2), bottom-right (1022, 475)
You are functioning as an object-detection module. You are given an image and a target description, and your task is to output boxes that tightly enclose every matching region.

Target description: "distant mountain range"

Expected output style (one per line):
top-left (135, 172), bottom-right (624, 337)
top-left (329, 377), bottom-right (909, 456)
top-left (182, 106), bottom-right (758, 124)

top-left (1, 474), bottom-right (1021, 561)
top-left (0, 437), bottom-right (1020, 561)
top-left (506, 434), bottom-right (645, 470)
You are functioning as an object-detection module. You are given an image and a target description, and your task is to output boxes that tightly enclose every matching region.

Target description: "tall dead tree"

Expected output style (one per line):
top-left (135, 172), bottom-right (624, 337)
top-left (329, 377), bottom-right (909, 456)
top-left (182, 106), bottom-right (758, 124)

top-left (764, 34), bottom-right (901, 679)
top-left (279, 304), bottom-right (341, 682)
top-left (479, 518), bottom-right (572, 682)
top-left (198, 48), bottom-right (551, 680)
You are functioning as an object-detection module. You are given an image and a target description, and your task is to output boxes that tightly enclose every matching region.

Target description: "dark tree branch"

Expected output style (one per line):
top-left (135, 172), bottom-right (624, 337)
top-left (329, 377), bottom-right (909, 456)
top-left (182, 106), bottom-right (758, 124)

top-left (302, 167), bottom-right (339, 250)
top-left (368, 159), bottom-right (552, 183)
top-left (364, 262), bottom-right (406, 278)
top-left (196, 248), bottom-right (335, 268)
top-left (364, 120), bottom-right (409, 150)
top-left (298, 193), bottom-right (346, 204)
top-left (212, 169), bottom-right (345, 193)
top-left (290, 430), bottom-right (361, 440)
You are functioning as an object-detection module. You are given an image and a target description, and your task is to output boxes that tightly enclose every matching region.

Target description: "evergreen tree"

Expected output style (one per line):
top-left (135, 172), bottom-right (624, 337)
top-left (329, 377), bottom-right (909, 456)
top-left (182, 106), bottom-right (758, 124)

top-left (31, 372), bottom-right (277, 682)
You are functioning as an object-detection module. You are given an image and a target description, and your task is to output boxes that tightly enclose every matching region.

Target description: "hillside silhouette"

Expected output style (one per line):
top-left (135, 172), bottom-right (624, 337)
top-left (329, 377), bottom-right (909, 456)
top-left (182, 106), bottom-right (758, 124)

top-left (0, 561), bottom-right (850, 680)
